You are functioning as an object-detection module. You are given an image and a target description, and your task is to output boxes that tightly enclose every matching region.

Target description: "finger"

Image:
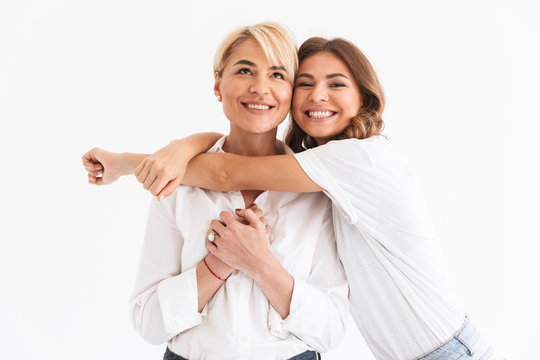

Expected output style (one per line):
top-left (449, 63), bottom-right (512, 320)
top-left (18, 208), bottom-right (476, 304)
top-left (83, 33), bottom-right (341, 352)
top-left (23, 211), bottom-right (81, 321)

top-left (236, 207), bottom-right (263, 219)
top-left (136, 161), bottom-right (151, 184)
top-left (142, 170), bottom-right (157, 191)
top-left (85, 168), bottom-right (103, 176)
top-left (210, 219), bottom-right (227, 235)
top-left (238, 208), bottom-right (263, 230)
top-left (88, 174), bottom-right (104, 186)
top-left (134, 158), bottom-right (147, 178)
top-left (157, 179), bottom-right (181, 201)
top-left (81, 149), bottom-right (97, 166)
top-left (251, 207), bottom-right (263, 217)
top-left (219, 211), bottom-right (237, 226)
top-left (206, 240), bottom-right (219, 255)
top-left (265, 224), bottom-right (272, 236)
top-left (150, 174), bottom-right (174, 197)
top-left (259, 217), bottom-right (267, 226)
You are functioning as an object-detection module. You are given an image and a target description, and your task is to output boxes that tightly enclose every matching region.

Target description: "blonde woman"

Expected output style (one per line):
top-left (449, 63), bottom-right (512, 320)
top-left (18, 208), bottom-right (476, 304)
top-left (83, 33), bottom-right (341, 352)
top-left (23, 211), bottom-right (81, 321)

top-left (85, 23), bottom-right (349, 360)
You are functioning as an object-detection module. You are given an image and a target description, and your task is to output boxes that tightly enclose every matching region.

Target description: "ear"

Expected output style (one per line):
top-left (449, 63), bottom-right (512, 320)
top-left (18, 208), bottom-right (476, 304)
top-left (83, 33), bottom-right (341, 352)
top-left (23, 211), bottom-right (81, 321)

top-left (214, 71), bottom-right (222, 101)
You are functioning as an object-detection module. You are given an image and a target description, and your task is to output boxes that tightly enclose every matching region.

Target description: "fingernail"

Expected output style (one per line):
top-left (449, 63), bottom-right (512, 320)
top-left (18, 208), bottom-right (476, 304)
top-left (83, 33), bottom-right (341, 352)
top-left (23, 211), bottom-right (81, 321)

top-left (235, 208), bottom-right (242, 212)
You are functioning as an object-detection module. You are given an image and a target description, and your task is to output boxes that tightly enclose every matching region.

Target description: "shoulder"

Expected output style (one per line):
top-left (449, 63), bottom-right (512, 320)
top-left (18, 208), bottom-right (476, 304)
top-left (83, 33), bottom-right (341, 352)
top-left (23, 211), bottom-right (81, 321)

top-left (296, 136), bottom-right (388, 158)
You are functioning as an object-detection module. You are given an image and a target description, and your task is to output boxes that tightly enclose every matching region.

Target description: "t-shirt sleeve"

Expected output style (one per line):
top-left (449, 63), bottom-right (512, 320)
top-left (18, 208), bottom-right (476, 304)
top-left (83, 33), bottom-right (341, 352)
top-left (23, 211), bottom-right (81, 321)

top-left (294, 138), bottom-right (379, 230)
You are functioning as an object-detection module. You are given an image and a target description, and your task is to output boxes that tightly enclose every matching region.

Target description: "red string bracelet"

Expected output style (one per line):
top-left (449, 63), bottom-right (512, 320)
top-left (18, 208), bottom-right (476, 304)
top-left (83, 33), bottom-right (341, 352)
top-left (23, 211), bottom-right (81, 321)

top-left (203, 258), bottom-right (226, 281)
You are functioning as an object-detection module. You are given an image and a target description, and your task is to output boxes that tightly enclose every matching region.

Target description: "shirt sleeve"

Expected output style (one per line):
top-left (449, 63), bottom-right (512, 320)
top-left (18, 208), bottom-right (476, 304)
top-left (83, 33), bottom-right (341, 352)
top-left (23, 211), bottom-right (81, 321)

top-left (129, 193), bottom-right (203, 345)
top-left (267, 206), bottom-right (349, 352)
top-left (294, 138), bottom-right (380, 230)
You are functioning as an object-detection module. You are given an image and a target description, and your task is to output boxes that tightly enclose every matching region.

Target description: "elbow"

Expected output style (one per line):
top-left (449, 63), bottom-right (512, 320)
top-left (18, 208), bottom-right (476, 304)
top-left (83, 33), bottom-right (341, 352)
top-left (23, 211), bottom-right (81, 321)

top-left (215, 165), bottom-right (233, 192)
top-left (211, 158), bottom-right (237, 192)
top-left (130, 298), bottom-right (172, 346)
top-left (132, 316), bottom-right (171, 346)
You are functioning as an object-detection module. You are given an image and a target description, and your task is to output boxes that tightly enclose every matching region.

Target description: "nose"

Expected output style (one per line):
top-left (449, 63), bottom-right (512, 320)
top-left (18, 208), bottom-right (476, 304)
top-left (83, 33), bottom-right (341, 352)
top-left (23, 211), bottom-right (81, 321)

top-left (249, 76), bottom-right (270, 95)
top-left (309, 85), bottom-right (328, 102)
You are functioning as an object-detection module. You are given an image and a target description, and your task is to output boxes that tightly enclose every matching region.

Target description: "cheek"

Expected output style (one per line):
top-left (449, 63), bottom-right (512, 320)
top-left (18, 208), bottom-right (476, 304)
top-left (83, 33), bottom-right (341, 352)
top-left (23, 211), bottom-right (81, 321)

top-left (291, 93), bottom-right (304, 117)
top-left (276, 86), bottom-right (293, 108)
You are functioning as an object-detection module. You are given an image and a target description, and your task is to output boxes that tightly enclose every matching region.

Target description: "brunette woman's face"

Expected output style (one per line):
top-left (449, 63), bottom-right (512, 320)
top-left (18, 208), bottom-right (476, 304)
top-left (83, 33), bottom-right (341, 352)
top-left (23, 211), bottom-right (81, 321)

top-left (292, 51), bottom-right (363, 145)
top-left (215, 38), bottom-right (292, 136)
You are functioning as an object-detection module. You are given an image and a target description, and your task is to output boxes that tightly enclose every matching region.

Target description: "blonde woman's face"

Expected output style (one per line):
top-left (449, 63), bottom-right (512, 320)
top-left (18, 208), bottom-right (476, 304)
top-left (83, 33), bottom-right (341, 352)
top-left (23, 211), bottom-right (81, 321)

top-left (215, 38), bottom-right (292, 136)
top-left (292, 51), bottom-right (363, 145)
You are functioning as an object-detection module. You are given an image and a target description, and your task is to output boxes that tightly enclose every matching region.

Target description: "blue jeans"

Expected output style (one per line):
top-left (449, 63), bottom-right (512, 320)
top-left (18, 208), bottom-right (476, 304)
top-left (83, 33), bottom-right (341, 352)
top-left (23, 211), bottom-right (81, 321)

top-left (163, 347), bottom-right (319, 360)
top-left (417, 316), bottom-right (503, 359)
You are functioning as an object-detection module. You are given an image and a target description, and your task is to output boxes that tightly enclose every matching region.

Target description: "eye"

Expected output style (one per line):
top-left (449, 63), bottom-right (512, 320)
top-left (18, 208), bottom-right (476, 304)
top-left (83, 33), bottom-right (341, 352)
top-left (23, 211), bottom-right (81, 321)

top-left (295, 82), bottom-right (313, 88)
top-left (237, 67), bottom-right (252, 75)
top-left (272, 72), bottom-right (285, 79)
top-left (330, 83), bottom-right (345, 88)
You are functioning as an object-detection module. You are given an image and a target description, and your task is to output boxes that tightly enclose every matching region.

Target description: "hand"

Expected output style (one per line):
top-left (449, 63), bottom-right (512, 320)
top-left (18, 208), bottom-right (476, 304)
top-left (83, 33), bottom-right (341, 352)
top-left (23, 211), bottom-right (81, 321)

top-left (206, 205), bottom-right (273, 274)
top-left (82, 148), bottom-right (125, 185)
top-left (134, 140), bottom-right (189, 199)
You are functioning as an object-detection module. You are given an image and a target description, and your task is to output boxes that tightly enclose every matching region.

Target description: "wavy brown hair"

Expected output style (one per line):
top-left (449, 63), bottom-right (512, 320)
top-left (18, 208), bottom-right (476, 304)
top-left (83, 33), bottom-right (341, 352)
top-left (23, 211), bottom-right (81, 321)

top-left (285, 37), bottom-right (385, 152)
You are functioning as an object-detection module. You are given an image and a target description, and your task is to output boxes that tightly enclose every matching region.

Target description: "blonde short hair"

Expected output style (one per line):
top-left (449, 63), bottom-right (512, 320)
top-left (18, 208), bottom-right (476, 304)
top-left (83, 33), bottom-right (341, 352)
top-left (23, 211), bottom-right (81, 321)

top-left (213, 22), bottom-right (298, 85)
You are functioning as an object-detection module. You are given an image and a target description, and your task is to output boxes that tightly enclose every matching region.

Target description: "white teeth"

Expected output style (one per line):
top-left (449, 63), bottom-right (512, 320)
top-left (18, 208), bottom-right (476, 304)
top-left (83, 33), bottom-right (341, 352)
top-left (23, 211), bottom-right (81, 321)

top-left (308, 111), bottom-right (333, 119)
top-left (246, 104), bottom-right (270, 110)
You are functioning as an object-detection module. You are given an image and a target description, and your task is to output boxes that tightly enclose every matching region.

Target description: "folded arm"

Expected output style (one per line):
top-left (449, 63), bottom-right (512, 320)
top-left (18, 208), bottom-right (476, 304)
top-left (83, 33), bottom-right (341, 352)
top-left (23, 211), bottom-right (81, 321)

top-left (130, 194), bottom-right (232, 345)
top-left (208, 207), bottom-right (349, 352)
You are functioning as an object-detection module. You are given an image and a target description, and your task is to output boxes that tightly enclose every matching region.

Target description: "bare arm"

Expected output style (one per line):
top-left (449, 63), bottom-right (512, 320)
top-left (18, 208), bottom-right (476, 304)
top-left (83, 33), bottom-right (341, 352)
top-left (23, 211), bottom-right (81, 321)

top-left (182, 153), bottom-right (323, 194)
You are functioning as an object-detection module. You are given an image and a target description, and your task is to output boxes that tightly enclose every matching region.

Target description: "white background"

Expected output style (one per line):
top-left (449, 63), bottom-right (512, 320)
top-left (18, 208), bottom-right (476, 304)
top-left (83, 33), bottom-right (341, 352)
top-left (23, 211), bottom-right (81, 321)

top-left (1, 0), bottom-right (539, 359)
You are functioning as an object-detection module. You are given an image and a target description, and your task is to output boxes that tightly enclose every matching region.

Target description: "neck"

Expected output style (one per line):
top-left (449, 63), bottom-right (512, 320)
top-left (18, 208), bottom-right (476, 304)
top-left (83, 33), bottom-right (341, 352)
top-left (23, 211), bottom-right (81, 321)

top-left (223, 128), bottom-right (280, 156)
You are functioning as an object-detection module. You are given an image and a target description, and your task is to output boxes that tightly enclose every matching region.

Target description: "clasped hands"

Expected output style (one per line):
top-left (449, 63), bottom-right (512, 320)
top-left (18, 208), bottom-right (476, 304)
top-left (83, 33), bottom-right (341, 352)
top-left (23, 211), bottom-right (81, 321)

top-left (206, 205), bottom-right (273, 280)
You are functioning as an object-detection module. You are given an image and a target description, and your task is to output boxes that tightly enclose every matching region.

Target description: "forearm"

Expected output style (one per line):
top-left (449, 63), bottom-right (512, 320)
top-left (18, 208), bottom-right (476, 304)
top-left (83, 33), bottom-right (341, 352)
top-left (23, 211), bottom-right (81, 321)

top-left (251, 255), bottom-right (294, 319)
top-left (183, 153), bottom-right (323, 192)
top-left (196, 254), bottom-right (232, 312)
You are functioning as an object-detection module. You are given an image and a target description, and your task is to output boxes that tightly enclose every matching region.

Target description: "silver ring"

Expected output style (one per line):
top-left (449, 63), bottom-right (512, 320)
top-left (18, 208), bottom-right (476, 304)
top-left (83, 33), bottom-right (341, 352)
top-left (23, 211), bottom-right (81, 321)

top-left (207, 233), bottom-right (215, 242)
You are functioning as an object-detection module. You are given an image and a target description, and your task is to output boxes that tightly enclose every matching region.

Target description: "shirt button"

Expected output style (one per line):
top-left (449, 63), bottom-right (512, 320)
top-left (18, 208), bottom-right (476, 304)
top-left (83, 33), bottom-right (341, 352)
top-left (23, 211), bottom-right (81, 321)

top-left (241, 335), bottom-right (248, 343)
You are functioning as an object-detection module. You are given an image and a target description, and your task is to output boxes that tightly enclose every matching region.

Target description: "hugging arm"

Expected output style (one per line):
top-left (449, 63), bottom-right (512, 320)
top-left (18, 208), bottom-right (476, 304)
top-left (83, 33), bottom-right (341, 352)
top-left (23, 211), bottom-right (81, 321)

top-left (182, 152), bottom-right (323, 194)
top-left (82, 132), bottom-right (323, 197)
top-left (139, 135), bottom-right (324, 198)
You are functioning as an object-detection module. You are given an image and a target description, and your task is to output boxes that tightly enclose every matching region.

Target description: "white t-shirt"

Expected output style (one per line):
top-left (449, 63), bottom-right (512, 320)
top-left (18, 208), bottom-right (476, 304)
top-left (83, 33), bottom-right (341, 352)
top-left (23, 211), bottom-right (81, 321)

top-left (130, 137), bottom-right (349, 360)
top-left (294, 136), bottom-right (466, 360)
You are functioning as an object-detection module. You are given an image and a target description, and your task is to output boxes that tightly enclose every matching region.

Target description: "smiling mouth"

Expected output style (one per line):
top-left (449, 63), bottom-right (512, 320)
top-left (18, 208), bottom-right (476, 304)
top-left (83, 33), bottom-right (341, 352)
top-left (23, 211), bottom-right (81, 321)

top-left (243, 103), bottom-right (273, 110)
top-left (306, 110), bottom-right (336, 119)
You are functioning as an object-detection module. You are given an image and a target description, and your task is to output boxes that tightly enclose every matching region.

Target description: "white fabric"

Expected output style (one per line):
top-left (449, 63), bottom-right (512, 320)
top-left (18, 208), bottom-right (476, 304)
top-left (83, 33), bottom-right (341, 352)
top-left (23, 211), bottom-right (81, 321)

top-left (130, 137), bottom-right (349, 360)
top-left (294, 136), bottom-right (466, 360)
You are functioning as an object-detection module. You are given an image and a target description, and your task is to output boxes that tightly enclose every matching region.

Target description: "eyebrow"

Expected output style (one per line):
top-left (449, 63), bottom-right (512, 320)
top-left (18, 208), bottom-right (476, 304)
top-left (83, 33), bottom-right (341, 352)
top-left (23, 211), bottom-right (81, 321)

top-left (234, 60), bottom-right (256, 67)
top-left (233, 60), bottom-right (286, 72)
top-left (296, 73), bottom-right (350, 80)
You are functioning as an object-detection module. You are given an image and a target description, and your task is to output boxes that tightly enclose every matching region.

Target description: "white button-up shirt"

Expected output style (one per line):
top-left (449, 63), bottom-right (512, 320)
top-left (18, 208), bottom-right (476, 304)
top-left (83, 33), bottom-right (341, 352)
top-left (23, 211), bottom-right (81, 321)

top-left (130, 137), bottom-right (349, 360)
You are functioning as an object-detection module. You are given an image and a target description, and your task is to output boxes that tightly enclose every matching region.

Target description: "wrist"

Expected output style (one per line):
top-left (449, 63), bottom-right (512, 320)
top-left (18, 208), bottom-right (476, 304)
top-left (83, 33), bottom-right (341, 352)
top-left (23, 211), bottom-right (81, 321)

top-left (205, 254), bottom-right (233, 279)
top-left (120, 152), bottom-right (148, 175)
top-left (249, 254), bottom-right (279, 283)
